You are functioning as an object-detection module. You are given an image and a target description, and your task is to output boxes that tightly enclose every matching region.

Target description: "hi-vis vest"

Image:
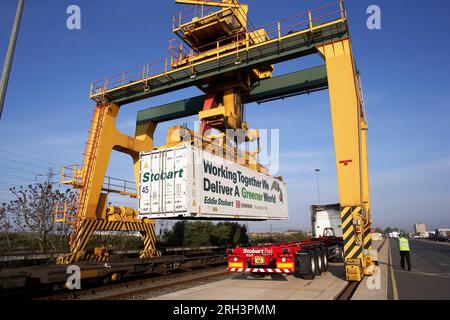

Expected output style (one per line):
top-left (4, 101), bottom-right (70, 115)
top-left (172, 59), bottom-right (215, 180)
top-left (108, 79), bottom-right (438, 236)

top-left (399, 237), bottom-right (410, 251)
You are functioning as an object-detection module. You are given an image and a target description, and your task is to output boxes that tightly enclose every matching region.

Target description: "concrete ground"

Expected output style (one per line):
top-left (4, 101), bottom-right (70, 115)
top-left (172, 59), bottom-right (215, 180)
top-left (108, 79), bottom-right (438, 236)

top-left (352, 240), bottom-right (388, 300)
top-left (388, 239), bottom-right (450, 300)
top-left (152, 241), bottom-right (391, 300)
top-left (153, 263), bottom-right (348, 300)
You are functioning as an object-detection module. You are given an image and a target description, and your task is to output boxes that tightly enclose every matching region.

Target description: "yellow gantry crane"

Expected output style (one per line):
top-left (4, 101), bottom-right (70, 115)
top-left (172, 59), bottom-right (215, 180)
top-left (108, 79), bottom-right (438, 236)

top-left (56, 0), bottom-right (374, 282)
top-left (172, 0), bottom-right (272, 149)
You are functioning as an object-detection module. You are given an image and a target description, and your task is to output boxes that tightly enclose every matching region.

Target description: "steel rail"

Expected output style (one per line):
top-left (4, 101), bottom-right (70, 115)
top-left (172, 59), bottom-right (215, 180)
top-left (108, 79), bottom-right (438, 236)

top-left (36, 265), bottom-right (228, 300)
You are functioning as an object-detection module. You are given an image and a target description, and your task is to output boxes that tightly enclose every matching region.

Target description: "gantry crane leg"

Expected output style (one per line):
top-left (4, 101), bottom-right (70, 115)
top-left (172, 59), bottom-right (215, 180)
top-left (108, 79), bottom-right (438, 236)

top-left (360, 119), bottom-right (373, 254)
top-left (57, 103), bottom-right (160, 264)
top-left (317, 39), bottom-right (374, 281)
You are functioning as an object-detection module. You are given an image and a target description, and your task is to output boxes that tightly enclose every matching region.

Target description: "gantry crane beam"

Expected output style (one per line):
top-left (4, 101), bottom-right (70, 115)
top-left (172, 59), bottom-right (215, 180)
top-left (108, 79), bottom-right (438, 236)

top-left (136, 65), bottom-right (328, 124)
top-left (90, 21), bottom-right (348, 105)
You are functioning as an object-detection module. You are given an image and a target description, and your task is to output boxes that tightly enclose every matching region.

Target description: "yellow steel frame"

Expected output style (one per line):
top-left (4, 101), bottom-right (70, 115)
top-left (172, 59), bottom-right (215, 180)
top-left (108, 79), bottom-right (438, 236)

top-left (317, 39), bottom-right (373, 281)
top-left (60, 1), bottom-right (375, 282)
top-left (163, 125), bottom-right (266, 174)
top-left (57, 103), bottom-right (161, 264)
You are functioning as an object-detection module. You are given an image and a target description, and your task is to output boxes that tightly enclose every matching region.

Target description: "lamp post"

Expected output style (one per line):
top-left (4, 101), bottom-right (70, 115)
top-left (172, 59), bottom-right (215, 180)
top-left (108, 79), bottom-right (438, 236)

top-left (0, 0), bottom-right (25, 120)
top-left (314, 168), bottom-right (321, 205)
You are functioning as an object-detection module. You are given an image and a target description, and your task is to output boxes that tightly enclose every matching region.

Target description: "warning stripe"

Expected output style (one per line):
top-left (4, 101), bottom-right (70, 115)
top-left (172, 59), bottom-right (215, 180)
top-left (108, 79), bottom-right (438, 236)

top-left (342, 215), bottom-right (353, 233)
top-left (85, 253), bottom-right (108, 262)
top-left (78, 220), bottom-right (95, 250)
top-left (227, 268), bottom-right (294, 273)
top-left (343, 224), bottom-right (355, 240)
top-left (344, 237), bottom-right (356, 256)
top-left (341, 206), bottom-right (363, 260)
top-left (363, 225), bottom-right (372, 250)
top-left (341, 207), bottom-right (354, 237)
top-left (341, 207), bottom-right (352, 222)
top-left (63, 219), bottom-right (160, 264)
top-left (346, 242), bottom-right (362, 259)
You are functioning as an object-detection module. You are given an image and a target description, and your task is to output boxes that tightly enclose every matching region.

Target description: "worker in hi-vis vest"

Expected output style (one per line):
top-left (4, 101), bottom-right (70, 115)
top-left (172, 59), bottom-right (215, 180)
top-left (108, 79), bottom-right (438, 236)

top-left (398, 234), bottom-right (411, 271)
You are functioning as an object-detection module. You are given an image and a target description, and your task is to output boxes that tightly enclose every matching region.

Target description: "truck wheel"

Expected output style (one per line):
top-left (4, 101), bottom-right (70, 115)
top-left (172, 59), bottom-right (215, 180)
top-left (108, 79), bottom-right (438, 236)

top-left (294, 250), bottom-right (316, 280)
top-left (336, 244), bottom-right (344, 263)
top-left (314, 249), bottom-right (322, 276)
top-left (302, 250), bottom-right (317, 280)
top-left (319, 247), bottom-right (328, 272)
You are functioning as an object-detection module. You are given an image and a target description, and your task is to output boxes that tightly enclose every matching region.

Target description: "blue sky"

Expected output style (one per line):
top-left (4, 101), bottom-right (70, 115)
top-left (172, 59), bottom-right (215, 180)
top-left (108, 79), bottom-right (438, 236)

top-left (0, 0), bottom-right (449, 233)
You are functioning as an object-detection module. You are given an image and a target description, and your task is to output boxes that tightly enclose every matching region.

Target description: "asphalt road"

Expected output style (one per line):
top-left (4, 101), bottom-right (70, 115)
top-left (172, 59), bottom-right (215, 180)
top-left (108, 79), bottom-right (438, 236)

top-left (389, 239), bottom-right (450, 300)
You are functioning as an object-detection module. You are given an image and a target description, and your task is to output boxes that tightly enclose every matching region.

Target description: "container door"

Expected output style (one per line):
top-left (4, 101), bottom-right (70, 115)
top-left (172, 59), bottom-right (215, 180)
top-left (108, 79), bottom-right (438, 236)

top-left (164, 146), bottom-right (188, 214)
top-left (138, 153), bottom-right (152, 216)
top-left (149, 150), bottom-right (161, 214)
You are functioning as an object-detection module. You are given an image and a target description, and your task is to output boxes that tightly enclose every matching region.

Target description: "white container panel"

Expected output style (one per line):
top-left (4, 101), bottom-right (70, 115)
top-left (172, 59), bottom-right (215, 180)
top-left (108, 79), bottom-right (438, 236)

top-left (139, 145), bottom-right (288, 220)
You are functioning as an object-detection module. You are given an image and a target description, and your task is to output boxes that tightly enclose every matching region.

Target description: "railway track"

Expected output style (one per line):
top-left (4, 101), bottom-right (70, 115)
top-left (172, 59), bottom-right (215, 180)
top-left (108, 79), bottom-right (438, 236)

top-left (1, 242), bottom-right (386, 300)
top-left (41, 242), bottom-right (385, 300)
top-left (336, 239), bottom-right (387, 300)
top-left (37, 265), bottom-right (230, 300)
top-left (0, 251), bottom-right (228, 299)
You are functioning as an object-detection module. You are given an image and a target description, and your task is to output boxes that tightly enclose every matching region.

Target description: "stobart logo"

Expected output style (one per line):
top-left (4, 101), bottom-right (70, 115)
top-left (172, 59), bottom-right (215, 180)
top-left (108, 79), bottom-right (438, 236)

top-left (142, 169), bottom-right (184, 183)
top-left (243, 248), bottom-right (273, 255)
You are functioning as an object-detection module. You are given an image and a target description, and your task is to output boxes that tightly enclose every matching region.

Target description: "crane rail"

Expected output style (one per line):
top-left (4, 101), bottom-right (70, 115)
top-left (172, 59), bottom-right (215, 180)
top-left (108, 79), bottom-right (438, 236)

top-left (0, 252), bottom-right (228, 299)
top-left (335, 239), bottom-right (387, 300)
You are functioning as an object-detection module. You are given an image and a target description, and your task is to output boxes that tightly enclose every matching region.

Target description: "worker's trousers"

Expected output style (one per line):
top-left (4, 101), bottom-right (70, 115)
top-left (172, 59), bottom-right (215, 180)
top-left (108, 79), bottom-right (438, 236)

top-left (400, 251), bottom-right (411, 271)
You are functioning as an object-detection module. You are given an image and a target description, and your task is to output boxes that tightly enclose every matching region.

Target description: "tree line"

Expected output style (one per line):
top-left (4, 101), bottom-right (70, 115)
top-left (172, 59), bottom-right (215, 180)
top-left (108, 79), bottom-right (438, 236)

top-left (161, 221), bottom-right (249, 247)
top-left (0, 182), bottom-right (253, 254)
top-left (1, 182), bottom-right (314, 255)
top-left (0, 183), bottom-right (76, 253)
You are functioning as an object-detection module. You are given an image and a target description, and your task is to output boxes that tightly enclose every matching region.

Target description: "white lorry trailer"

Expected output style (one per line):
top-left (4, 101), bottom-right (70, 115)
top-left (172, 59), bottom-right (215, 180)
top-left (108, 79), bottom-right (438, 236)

top-left (310, 204), bottom-right (343, 238)
top-left (138, 144), bottom-right (288, 220)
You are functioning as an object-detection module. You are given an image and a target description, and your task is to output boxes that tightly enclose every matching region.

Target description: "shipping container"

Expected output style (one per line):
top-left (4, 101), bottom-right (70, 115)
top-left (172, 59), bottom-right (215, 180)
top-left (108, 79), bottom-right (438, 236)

top-left (138, 144), bottom-right (288, 220)
top-left (310, 204), bottom-right (342, 238)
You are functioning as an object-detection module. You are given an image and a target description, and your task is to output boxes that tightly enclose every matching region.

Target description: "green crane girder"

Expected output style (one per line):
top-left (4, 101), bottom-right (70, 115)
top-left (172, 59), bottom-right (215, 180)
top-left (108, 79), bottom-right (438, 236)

top-left (137, 65), bottom-right (328, 124)
top-left (97, 21), bottom-right (348, 106)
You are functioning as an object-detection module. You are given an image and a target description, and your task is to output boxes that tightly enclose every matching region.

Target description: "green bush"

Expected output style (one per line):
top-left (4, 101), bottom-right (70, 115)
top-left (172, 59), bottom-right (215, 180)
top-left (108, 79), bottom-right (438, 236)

top-left (249, 232), bottom-right (308, 245)
top-left (162, 221), bottom-right (249, 247)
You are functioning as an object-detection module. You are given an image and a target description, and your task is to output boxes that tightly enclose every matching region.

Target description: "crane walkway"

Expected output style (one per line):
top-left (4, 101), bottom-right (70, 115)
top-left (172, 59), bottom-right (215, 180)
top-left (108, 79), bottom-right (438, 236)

top-left (90, 1), bottom-right (348, 105)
